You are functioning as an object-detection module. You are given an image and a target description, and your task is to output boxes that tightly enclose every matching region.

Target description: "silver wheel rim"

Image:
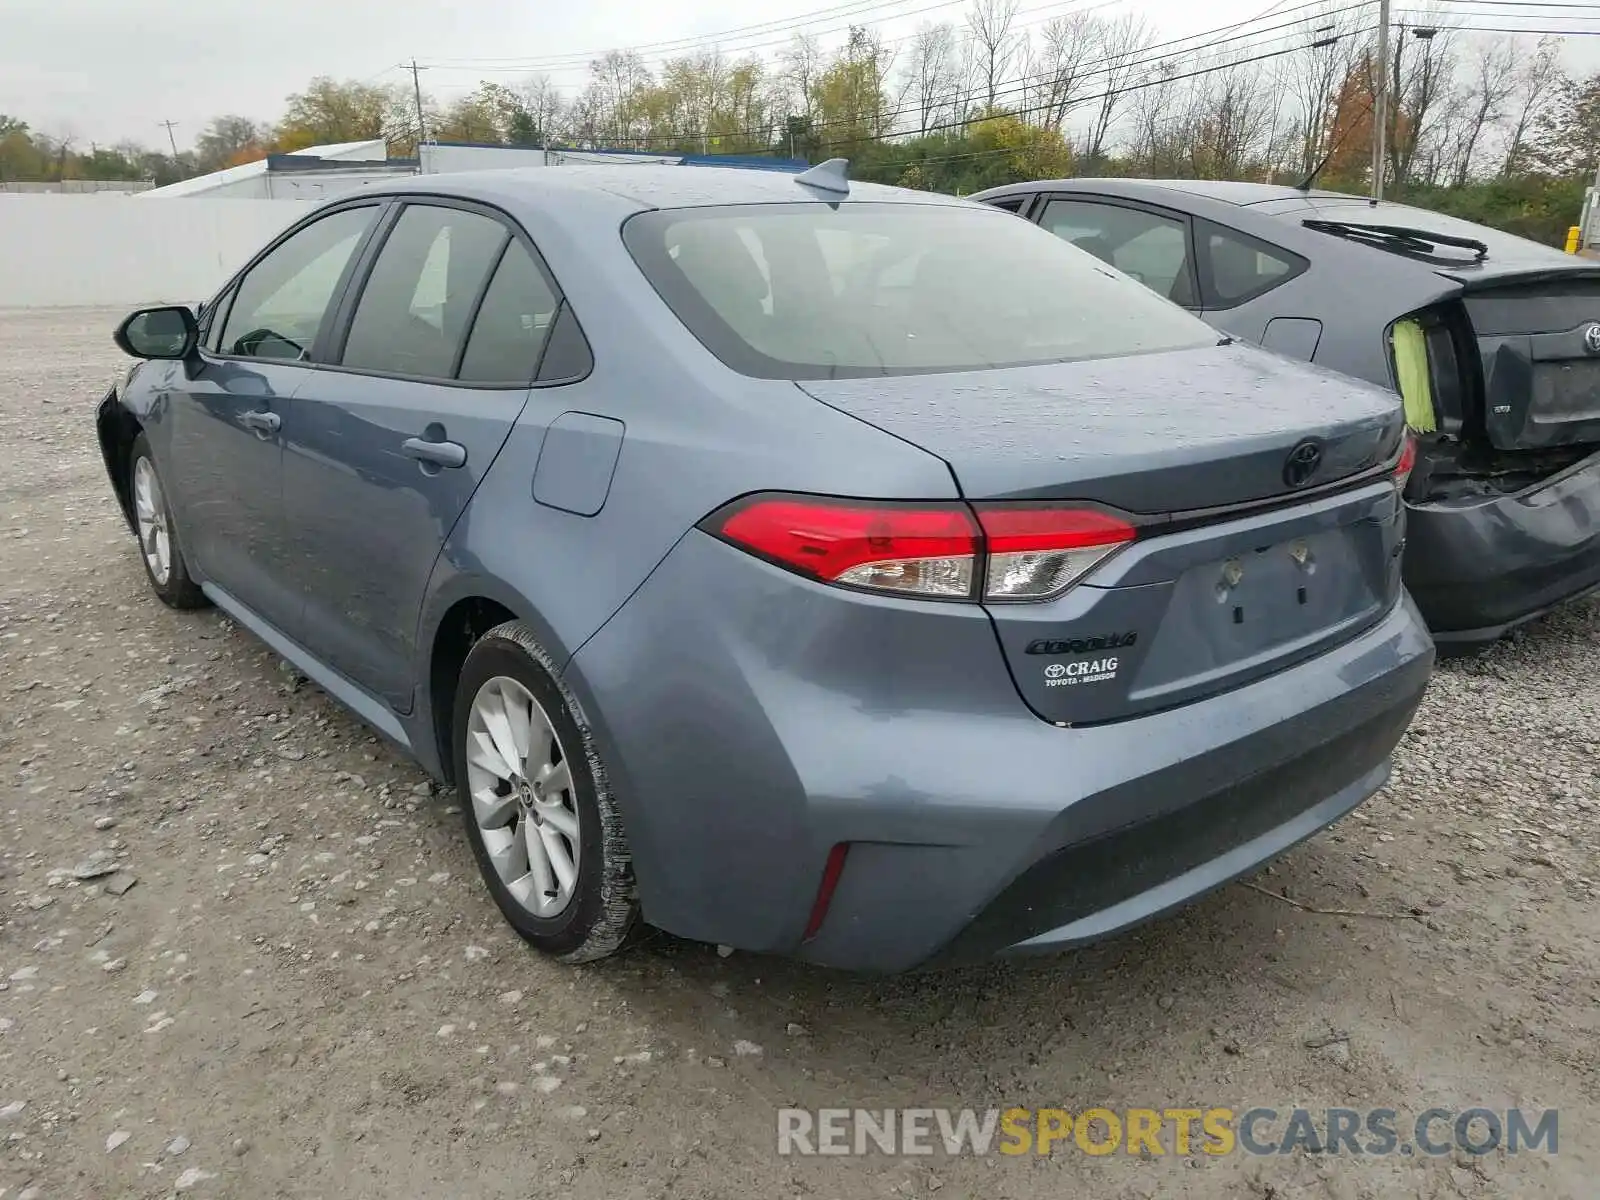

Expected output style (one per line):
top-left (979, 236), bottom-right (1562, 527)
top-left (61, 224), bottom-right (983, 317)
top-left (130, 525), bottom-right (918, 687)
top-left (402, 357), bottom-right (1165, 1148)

top-left (132, 456), bottom-right (172, 586)
top-left (465, 676), bottom-right (581, 919)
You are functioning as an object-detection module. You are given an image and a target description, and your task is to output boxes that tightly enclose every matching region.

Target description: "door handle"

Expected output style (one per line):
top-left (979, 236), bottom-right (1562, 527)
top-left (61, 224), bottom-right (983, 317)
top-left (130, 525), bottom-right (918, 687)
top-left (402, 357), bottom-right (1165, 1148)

top-left (239, 410), bottom-right (281, 437)
top-left (401, 436), bottom-right (467, 469)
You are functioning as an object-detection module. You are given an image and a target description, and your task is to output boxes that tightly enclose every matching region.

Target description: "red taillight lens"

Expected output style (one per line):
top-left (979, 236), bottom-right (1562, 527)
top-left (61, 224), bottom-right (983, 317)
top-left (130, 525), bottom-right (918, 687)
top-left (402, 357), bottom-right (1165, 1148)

top-left (976, 505), bottom-right (1137, 600)
top-left (713, 496), bottom-right (980, 598)
top-left (706, 494), bottom-right (1138, 602)
top-left (1394, 434), bottom-right (1417, 492)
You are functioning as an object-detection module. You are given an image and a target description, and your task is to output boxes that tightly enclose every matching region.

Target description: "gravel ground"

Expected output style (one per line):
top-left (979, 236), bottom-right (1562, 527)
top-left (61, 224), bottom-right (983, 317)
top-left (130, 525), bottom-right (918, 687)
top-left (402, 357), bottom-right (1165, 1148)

top-left (1, 307), bottom-right (1597, 1200)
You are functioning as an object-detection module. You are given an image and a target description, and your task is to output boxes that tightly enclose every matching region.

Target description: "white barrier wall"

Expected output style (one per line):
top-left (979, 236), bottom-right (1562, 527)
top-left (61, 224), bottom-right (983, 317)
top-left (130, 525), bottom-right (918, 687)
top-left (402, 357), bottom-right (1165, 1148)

top-left (0, 196), bottom-right (303, 309)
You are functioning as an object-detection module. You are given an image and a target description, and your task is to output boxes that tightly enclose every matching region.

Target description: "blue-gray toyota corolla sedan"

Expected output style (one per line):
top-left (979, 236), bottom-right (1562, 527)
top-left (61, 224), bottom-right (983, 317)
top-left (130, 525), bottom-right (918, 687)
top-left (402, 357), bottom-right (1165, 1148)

top-left (96, 163), bottom-right (1434, 972)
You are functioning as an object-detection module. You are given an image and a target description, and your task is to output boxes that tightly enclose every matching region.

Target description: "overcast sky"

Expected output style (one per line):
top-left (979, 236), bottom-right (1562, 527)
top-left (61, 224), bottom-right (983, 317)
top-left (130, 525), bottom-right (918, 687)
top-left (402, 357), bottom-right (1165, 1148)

top-left (4, 0), bottom-right (1597, 150)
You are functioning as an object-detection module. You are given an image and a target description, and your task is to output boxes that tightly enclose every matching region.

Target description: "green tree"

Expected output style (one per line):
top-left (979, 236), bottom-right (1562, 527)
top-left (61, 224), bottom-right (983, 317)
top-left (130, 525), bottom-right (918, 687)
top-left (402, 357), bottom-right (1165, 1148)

top-left (0, 115), bottom-right (46, 181)
top-left (195, 115), bottom-right (268, 172)
top-left (856, 110), bottom-right (1071, 195)
top-left (812, 27), bottom-right (895, 152)
top-left (276, 77), bottom-right (407, 153)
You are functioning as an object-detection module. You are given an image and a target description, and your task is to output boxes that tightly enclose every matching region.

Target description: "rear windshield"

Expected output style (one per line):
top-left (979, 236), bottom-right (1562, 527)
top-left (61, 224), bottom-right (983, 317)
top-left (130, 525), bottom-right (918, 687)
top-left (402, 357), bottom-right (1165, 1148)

top-left (622, 202), bottom-right (1215, 379)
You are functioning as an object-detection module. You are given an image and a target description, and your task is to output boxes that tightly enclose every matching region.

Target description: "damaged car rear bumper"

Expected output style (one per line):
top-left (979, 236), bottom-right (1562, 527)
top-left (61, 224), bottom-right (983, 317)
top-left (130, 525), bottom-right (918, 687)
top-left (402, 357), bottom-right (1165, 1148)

top-left (1404, 448), bottom-right (1600, 644)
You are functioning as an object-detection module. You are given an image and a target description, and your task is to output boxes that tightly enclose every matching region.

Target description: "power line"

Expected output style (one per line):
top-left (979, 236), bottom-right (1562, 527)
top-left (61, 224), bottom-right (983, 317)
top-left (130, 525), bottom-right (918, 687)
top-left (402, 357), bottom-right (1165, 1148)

top-left (158, 120), bottom-right (180, 156)
top-left (1433, 0), bottom-right (1600, 7)
top-left (593, 0), bottom-right (1377, 151)
top-left (894, 20), bottom-right (1383, 139)
top-left (843, 27), bottom-right (1383, 172)
top-left (1394, 4), bottom-right (1600, 17)
top-left (600, 15), bottom-right (1376, 161)
top-left (422, 0), bottom-right (955, 69)
top-left (416, 0), bottom-right (1331, 86)
top-left (418, 0), bottom-right (1092, 75)
top-left (1416, 19), bottom-right (1600, 26)
top-left (1399, 5), bottom-right (1600, 14)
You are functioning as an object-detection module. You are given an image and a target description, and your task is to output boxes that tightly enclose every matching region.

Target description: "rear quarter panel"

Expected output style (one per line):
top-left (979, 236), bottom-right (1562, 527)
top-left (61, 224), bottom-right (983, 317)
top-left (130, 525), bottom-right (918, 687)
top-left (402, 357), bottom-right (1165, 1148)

top-left (411, 188), bottom-right (959, 766)
top-left (1209, 200), bottom-right (1463, 388)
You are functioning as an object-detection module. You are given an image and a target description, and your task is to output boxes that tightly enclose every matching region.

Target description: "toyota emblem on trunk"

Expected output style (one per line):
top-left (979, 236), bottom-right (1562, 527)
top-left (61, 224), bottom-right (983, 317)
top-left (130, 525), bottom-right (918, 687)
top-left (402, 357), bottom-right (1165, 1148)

top-left (1584, 322), bottom-right (1600, 354)
top-left (1283, 440), bottom-right (1323, 489)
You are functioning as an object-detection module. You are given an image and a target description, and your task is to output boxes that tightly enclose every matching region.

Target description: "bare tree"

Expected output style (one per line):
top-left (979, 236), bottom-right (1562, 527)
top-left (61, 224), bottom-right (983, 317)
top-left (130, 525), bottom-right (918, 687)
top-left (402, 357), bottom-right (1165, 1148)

top-left (1199, 56), bottom-right (1279, 178)
top-left (1085, 13), bottom-right (1153, 164)
top-left (1387, 15), bottom-right (1457, 191)
top-left (1127, 60), bottom-right (1184, 174)
top-left (516, 74), bottom-right (565, 146)
top-left (1500, 35), bottom-right (1561, 176)
top-left (1034, 10), bottom-right (1098, 132)
top-left (902, 22), bottom-right (960, 134)
top-left (966, 0), bottom-right (1022, 112)
top-left (781, 33), bottom-right (824, 123)
top-left (1285, 6), bottom-right (1366, 178)
top-left (1446, 36), bottom-right (1519, 184)
top-left (587, 50), bottom-right (652, 145)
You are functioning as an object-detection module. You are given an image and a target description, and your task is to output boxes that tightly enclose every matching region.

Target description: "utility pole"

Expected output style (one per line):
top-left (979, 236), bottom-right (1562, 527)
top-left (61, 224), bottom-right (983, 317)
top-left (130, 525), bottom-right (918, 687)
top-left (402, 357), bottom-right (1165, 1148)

top-left (158, 120), bottom-right (180, 158)
top-left (408, 60), bottom-right (429, 148)
top-left (1370, 0), bottom-right (1391, 202)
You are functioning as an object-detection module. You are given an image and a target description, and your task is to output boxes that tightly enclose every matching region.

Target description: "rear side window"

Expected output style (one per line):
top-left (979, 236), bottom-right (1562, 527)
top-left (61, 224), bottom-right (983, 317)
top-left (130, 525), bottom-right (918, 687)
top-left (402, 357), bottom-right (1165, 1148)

top-left (341, 204), bottom-right (509, 380)
top-left (458, 241), bottom-right (561, 385)
top-left (1038, 199), bottom-right (1196, 307)
top-left (623, 202), bottom-right (1213, 380)
top-left (1199, 220), bottom-right (1306, 309)
top-left (216, 206), bottom-right (376, 360)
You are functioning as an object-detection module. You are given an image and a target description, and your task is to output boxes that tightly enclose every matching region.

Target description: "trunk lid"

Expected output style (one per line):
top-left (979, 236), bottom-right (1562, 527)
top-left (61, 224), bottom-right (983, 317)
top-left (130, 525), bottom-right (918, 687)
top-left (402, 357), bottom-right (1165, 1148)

top-left (1456, 270), bottom-right (1600, 452)
top-left (799, 342), bottom-right (1408, 724)
top-left (797, 342), bottom-right (1402, 511)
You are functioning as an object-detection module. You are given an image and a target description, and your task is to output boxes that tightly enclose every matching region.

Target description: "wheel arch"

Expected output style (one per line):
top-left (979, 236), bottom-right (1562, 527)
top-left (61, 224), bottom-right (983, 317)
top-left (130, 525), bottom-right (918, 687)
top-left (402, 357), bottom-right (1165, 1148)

top-left (416, 576), bottom-right (573, 784)
top-left (96, 396), bottom-right (144, 535)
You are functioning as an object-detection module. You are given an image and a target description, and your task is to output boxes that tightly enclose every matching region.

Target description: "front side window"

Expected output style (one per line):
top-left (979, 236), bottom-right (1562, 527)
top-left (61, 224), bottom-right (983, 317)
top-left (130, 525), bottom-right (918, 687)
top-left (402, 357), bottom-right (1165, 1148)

top-left (623, 202), bottom-right (1214, 380)
top-left (1200, 220), bottom-right (1306, 309)
top-left (217, 206), bottom-right (377, 360)
top-left (341, 204), bottom-right (510, 380)
top-left (1038, 199), bottom-right (1196, 307)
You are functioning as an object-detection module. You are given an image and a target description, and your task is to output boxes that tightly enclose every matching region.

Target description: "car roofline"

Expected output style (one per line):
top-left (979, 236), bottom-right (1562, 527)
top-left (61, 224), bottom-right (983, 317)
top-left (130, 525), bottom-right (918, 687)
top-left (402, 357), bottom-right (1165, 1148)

top-left (343, 165), bottom-right (978, 214)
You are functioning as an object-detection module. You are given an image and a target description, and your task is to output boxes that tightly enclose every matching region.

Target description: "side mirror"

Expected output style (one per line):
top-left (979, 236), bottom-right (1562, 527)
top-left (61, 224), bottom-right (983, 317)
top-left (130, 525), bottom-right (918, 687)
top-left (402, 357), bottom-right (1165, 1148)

top-left (114, 306), bottom-right (199, 360)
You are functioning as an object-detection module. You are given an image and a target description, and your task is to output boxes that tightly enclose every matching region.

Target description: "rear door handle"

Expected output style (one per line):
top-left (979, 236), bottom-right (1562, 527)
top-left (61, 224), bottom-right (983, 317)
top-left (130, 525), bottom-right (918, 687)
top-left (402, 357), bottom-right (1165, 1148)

top-left (239, 410), bottom-right (281, 436)
top-left (401, 436), bottom-right (467, 469)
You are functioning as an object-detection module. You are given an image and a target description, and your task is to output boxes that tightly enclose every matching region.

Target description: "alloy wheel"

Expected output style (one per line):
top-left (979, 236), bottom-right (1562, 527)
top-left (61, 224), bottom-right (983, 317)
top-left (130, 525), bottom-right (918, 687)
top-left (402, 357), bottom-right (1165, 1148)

top-left (464, 675), bottom-right (582, 918)
top-left (132, 456), bottom-right (172, 586)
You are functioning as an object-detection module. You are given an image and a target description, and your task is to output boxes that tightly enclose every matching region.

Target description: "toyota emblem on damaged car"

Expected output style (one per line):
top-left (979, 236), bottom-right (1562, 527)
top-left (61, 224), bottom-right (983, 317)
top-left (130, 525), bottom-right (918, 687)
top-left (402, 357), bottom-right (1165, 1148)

top-left (1584, 322), bottom-right (1600, 354)
top-left (1283, 440), bottom-right (1323, 489)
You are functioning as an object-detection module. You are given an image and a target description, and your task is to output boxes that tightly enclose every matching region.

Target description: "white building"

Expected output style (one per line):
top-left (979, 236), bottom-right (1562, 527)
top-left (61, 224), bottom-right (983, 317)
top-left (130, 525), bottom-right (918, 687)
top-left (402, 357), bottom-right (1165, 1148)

top-left (138, 140), bottom-right (806, 202)
top-left (137, 139), bottom-right (414, 200)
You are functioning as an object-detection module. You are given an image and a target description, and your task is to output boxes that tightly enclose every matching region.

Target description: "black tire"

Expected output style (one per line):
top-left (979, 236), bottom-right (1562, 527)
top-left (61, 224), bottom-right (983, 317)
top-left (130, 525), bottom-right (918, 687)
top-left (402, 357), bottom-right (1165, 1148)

top-left (128, 434), bottom-right (208, 610)
top-left (452, 620), bottom-right (637, 962)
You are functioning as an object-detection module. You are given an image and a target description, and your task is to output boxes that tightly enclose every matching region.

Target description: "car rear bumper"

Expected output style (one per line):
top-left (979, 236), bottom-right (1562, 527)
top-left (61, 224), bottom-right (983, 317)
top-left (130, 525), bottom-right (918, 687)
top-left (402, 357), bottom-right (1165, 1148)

top-left (1404, 448), bottom-right (1600, 644)
top-left (568, 532), bottom-right (1434, 973)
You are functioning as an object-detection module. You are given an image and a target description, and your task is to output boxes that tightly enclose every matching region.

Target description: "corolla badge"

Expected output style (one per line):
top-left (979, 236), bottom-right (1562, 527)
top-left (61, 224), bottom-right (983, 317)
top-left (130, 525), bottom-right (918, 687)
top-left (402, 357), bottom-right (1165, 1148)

top-left (1283, 440), bottom-right (1322, 489)
top-left (1583, 322), bottom-right (1600, 354)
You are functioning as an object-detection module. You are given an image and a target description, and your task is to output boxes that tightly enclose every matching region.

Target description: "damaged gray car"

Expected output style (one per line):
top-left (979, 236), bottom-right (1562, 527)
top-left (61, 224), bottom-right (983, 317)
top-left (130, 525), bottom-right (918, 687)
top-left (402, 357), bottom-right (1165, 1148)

top-left (974, 178), bottom-right (1600, 648)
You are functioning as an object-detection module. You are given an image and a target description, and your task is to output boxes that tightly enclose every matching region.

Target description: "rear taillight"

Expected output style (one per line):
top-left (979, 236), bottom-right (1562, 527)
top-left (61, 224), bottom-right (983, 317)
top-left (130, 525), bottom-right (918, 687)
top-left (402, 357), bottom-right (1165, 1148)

top-left (975, 505), bottom-right (1137, 601)
top-left (1394, 434), bottom-right (1417, 493)
top-left (714, 497), bottom-right (979, 598)
top-left (703, 494), bottom-right (1135, 602)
